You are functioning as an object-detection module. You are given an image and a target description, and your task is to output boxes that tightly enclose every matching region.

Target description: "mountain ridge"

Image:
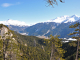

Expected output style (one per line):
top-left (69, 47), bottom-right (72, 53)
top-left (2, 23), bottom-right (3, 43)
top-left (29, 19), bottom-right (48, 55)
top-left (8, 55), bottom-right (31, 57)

top-left (0, 15), bottom-right (80, 38)
top-left (0, 15), bottom-right (80, 27)
top-left (23, 15), bottom-right (80, 38)
top-left (0, 19), bottom-right (29, 27)
top-left (47, 14), bottom-right (80, 23)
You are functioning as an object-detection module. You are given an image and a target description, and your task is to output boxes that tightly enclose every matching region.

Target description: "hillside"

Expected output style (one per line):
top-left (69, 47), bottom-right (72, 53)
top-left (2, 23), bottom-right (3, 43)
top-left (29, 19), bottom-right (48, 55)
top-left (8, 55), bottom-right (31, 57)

top-left (0, 24), bottom-right (49, 60)
top-left (24, 22), bottom-right (76, 38)
top-left (0, 24), bottom-right (78, 60)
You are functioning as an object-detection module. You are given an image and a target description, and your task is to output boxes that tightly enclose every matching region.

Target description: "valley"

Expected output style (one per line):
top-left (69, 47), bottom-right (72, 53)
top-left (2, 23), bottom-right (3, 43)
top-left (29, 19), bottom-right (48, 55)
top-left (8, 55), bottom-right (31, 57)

top-left (0, 15), bottom-right (80, 60)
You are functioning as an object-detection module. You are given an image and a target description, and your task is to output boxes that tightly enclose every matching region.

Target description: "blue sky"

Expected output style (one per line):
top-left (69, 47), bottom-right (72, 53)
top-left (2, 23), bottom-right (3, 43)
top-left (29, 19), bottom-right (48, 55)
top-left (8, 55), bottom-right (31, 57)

top-left (0, 0), bottom-right (80, 25)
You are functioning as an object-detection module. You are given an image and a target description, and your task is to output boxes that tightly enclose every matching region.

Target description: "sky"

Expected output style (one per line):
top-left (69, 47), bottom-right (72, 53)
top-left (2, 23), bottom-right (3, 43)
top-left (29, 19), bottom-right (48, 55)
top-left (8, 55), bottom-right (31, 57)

top-left (0, 0), bottom-right (80, 26)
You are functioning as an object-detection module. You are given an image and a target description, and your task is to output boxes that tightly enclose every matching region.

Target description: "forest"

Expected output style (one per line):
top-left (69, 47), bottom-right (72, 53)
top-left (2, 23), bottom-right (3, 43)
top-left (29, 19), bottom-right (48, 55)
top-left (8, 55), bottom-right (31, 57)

top-left (0, 23), bottom-right (79, 60)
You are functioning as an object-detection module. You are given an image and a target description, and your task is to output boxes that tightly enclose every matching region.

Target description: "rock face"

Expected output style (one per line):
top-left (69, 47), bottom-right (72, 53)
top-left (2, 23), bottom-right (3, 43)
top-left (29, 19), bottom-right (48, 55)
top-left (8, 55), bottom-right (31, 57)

top-left (0, 26), bottom-right (8, 36)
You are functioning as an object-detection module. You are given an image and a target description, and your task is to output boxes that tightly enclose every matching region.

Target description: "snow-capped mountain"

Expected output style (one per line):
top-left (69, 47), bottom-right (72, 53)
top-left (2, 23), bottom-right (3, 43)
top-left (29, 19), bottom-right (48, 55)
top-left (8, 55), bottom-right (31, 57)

top-left (23, 15), bottom-right (80, 38)
top-left (47, 15), bottom-right (80, 23)
top-left (0, 19), bottom-right (28, 27)
top-left (0, 15), bottom-right (80, 38)
top-left (0, 19), bottom-right (29, 33)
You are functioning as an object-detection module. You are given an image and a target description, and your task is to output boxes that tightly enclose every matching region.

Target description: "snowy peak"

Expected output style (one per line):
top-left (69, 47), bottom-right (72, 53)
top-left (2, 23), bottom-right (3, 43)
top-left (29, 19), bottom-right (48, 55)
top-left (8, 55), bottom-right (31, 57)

top-left (0, 19), bottom-right (29, 27)
top-left (64, 15), bottom-right (80, 23)
top-left (47, 15), bottom-right (80, 23)
top-left (71, 14), bottom-right (80, 18)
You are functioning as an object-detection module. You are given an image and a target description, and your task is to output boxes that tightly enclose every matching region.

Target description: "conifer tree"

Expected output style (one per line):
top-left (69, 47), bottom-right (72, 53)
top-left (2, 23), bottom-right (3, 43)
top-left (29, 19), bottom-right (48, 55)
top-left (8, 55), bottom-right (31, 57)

top-left (44, 35), bottom-right (65, 60)
top-left (0, 38), bottom-right (3, 60)
top-left (69, 22), bottom-right (80, 60)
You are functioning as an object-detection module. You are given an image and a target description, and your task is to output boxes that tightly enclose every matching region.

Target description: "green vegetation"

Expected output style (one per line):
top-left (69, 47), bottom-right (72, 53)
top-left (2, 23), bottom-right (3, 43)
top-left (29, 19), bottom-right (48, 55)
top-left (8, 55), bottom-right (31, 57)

top-left (44, 35), bottom-right (65, 60)
top-left (0, 24), bottom-right (9, 29)
top-left (0, 24), bottom-right (79, 60)
top-left (68, 22), bottom-right (80, 60)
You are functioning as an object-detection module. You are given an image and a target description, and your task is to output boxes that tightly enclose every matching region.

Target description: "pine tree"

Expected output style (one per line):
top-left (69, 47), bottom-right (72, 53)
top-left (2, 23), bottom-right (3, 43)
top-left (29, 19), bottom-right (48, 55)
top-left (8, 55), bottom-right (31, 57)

top-left (0, 37), bottom-right (3, 60)
top-left (44, 35), bottom-right (65, 60)
top-left (69, 22), bottom-right (80, 60)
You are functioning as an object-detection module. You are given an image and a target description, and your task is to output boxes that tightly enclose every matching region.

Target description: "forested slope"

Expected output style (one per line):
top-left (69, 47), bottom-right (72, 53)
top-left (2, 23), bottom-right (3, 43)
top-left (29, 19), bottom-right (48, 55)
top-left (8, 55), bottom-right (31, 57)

top-left (0, 24), bottom-right (78, 60)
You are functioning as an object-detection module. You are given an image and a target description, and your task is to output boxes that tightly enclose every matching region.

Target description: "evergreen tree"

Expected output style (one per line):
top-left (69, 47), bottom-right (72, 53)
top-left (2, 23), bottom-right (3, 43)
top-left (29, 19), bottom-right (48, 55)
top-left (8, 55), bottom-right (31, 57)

top-left (69, 22), bottom-right (80, 60)
top-left (0, 38), bottom-right (3, 60)
top-left (44, 35), bottom-right (65, 60)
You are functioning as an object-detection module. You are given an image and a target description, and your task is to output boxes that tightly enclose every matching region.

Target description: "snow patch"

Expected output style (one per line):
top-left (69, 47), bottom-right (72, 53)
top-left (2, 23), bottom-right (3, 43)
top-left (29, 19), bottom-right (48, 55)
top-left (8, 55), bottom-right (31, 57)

top-left (35, 29), bottom-right (39, 32)
top-left (67, 38), bottom-right (77, 41)
top-left (43, 30), bottom-right (50, 36)
top-left (20, 33), bottom-right (28, 35)
top-left (52, 26), bottom-right (55, 30)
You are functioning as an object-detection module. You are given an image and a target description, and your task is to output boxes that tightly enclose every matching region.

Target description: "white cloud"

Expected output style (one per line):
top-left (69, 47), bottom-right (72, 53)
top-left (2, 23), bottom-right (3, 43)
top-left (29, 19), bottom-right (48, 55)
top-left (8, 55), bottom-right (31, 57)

top-left (1, 3), bottom-right (13, 7)
top-left (1, 2), bottom-right (21, 7)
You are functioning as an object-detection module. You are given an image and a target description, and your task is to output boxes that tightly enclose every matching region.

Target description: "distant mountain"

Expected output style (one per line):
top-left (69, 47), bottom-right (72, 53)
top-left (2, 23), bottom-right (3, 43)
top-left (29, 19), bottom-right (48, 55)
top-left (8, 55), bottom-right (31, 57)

top-left (7, 25), bottom-right (28, 33)
top-left (24, 15), bottom-right (80, 38)
top-left (47, 14), bottom-right (80, 23)
top-left (0, 19), bottom-right (29, 27)
top-left (24, 22), bottom-right (59, 36)
top-left (0, 19), bottom-right (29, 32)
top-left (0, 15), bottom-right (80, 38)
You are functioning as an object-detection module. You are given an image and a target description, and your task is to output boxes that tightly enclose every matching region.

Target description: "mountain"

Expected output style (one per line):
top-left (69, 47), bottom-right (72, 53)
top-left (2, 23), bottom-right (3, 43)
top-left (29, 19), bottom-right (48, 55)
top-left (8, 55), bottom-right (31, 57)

top-left (0, 19), bottom-right (29, 27)
top-left (0, 24), bottom-right (50, 60)
top-left (0, 19), bottom-right (29, 32)
top-left (7, 25), bottom-right (28, 33)
top-left (47, 14), bottom-right (80, 23)
top-left (0, 24), bottom-right (76, 60)
top-left (24, 22), bottom-right (59, 36)
top-left (0, 15), bottom-right (80, 38)
top-left (24, 15), bottom-right (80, 38)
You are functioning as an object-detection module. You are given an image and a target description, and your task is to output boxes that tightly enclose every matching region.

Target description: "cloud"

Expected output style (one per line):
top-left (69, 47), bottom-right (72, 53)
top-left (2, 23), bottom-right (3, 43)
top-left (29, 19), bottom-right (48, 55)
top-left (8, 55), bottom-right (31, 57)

top-left (1, 3), bottom-right (13, 7)
top-left (1, 2), bottom-right (21, 7)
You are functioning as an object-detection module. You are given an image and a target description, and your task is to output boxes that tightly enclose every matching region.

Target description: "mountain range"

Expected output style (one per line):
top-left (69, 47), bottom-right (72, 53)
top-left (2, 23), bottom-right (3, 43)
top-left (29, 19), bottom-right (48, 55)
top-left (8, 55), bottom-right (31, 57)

top-left (0, 15), bottom-right (80, 38)
top-left (0, 19), bottom-right (28, 27)
top-left (0, 19), bottom-right (29, 33)
top-left (47, 14), bottom-right (80, 23)
top-left (23, 15), bottom-right (80, 38)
